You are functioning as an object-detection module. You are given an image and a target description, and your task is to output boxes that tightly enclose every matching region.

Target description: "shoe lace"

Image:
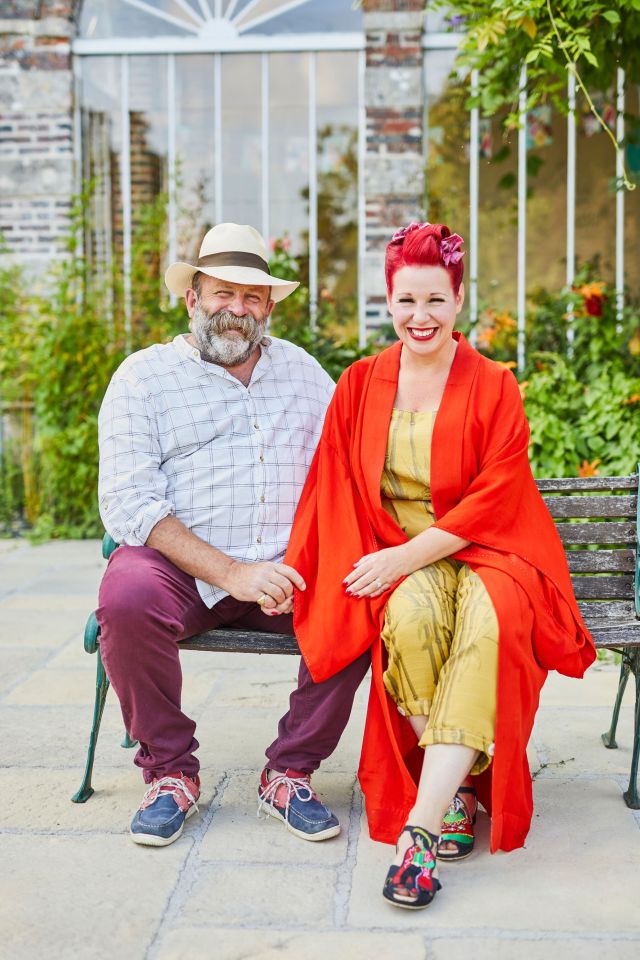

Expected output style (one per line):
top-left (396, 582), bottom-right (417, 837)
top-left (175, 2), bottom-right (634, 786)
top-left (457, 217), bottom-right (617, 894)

top-left (140, 776), bottom-right (199, 812)
top-left (257, 771), bottom-right (315, 821)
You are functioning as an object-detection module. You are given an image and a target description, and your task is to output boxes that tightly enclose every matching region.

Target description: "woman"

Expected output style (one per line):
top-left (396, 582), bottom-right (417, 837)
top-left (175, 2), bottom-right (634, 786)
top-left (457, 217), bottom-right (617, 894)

top-left (283, 222), bottom-right (595, 909)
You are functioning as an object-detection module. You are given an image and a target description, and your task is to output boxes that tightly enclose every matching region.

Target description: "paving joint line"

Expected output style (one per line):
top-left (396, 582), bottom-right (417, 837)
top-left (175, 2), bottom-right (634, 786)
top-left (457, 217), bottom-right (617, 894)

top-left (333, 775), bottom-right (362, 929)
top-left (144, 771), bottom-right (230, 960)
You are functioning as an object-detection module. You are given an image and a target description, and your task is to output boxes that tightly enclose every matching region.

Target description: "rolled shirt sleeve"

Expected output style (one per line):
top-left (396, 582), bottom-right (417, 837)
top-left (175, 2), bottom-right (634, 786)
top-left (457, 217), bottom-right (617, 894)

top-left (98, 374), bottom-right (174, 546)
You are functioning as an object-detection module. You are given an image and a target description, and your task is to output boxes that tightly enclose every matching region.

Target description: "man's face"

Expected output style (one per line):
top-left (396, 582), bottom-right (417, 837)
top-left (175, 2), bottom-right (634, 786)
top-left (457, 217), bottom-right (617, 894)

top-left (185, 275), bottom-right (274, 367)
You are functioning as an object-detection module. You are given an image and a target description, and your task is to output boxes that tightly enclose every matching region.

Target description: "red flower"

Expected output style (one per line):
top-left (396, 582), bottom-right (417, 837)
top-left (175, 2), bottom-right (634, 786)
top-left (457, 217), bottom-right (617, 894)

top-left (584, 295), bottom-right (604, 317)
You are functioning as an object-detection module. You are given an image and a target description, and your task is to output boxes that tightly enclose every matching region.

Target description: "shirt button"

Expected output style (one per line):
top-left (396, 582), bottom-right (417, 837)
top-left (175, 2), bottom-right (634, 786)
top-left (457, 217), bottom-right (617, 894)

top-left (253, 423), bottom-right (259, 429)
top-left (259, 455), bottom-right (264, 462)
top-left (259, 495), bottom-right (265, 503)
top-left (256, 536), bottom-right (262, 544)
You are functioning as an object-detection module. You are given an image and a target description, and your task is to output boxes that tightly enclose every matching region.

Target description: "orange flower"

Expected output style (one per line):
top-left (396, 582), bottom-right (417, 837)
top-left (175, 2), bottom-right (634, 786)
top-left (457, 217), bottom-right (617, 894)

top-left (576, 282), bottom-right (606, 300)
top-left (477, 325), bottom-right (497, 348)
top-left (496, 360), bottom-right (517, 369)
top-left (494, 311), bottom-right (517, 330)
top-left (628, 333), bottom-right (640, 357)
top-left (623, 394), bottom-right (640, 406)
top-left (577, 458), bottom-right (602, 478)
top-left (518, 380), bottom-right (529, 399)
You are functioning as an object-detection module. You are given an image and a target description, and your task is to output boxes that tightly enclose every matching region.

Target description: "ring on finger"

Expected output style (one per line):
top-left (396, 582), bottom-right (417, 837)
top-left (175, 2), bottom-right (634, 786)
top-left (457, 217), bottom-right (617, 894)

top-left (256, 594), bottom-right (270, 606)
top-left (374, 579), bottom-right (383, 589)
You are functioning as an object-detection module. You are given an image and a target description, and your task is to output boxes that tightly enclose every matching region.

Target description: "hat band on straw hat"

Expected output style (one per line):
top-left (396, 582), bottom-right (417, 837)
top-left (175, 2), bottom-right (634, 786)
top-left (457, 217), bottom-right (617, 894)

top-left (197, 251), bottom-right (271, 273)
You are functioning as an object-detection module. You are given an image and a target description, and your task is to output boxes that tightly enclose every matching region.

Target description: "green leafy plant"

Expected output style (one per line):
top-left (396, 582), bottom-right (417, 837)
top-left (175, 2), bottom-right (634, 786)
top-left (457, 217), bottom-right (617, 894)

top-left (429, 0), bottom-right (639, 189)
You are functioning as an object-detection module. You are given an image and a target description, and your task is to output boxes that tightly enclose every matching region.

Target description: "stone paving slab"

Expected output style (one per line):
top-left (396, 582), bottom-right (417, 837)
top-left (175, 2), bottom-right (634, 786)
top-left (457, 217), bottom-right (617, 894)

top-left (198, 770), bottom-right (353, 866)
top-left (429, 939), bottom-right (640, 960)
top-left (154, 929), bottom-right (427, 960)
top-left (1, 834), bottom-right (188, 960)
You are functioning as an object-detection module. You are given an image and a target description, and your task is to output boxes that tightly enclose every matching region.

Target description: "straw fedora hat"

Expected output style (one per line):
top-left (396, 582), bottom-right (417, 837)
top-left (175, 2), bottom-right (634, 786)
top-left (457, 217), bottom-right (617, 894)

top-left (165, 222), bottom-right (299, 302)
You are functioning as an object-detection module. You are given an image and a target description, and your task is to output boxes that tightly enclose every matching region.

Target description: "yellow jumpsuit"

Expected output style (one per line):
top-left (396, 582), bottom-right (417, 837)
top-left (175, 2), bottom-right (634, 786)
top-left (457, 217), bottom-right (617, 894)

top-left (380, 409), bottom-right (499, 775)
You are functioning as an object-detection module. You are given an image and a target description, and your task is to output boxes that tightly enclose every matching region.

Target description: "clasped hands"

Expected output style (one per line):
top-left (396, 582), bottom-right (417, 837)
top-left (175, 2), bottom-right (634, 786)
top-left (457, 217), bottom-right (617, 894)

top-left (225, 559), bottom-right (303, 615)
top-left (225, 543), bottom-right (411, 616)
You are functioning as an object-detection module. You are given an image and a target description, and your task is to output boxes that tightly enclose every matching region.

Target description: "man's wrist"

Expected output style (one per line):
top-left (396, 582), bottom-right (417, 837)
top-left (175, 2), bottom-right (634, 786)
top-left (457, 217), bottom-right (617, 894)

top-left (217, 557), bottom-right (241, 594)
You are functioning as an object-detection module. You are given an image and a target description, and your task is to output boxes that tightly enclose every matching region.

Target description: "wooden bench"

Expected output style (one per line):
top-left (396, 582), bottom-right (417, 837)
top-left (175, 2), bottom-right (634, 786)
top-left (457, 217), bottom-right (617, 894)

top-left (71, 470), bottom-right (640, 809)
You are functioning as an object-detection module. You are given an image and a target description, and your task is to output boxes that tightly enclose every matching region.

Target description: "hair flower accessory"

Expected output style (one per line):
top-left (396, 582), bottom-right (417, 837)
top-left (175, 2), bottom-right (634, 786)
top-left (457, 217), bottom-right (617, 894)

top-left (440, 233), bottom-right (465, 267)
top-left (391, 221), bottom-right (430, 244)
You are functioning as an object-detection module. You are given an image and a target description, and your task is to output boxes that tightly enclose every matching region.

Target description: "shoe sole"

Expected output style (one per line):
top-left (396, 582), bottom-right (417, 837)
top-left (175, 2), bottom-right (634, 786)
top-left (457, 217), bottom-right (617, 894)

top-left (436, 846), bottom-right (474, 863)
top-left (262, 800), bottom-right (341, 842)
top-left (130, 802), bottom-right (198, 847)
top-left (382, 890), bottom-right (436, 910)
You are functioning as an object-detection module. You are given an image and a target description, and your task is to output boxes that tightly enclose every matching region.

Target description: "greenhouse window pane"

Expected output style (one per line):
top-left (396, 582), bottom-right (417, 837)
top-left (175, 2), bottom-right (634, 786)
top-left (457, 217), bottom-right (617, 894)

top-left (79, 0), bottom-right (361, 39)
top-left (174, 55), bottom-right (216, 262)
top-left (221, 55), bottom-right (262, 228)
top-left (79, 56), bottom-right (123, 272)
top-left (269, 53), bottom-right (309, 258)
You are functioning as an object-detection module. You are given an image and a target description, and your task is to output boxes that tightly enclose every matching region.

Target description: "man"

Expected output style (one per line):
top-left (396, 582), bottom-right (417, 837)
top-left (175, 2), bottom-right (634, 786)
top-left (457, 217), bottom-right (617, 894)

top-left (97, 223), bottom-right (369, 847)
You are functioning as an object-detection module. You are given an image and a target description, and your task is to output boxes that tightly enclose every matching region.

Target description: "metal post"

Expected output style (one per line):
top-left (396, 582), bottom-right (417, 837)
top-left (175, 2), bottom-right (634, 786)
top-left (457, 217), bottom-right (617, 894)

top-left (261, 52), bottom-right (270, 243)
top-left (357, 47), bottom-right (366, 349)
top-left (469, 69), bottom-right (479, 344)
top-left (121, 55), bottom-right (132, 353)
top-left (214, 52), bottom-right (223, 223)
top-left (566, 68), bottom-right (576, 356)
top-left (616, 67), bottom-right (625, 324)
top-left (308, 51), bottom-right (318, 329)
top-left (517, 64), bottom-right (527, 374)
top-left (167, 53), bottom-right (177, 306)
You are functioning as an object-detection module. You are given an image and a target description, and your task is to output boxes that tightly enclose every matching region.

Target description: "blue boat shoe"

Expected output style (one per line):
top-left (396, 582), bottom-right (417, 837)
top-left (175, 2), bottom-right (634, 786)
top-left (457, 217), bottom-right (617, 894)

top-left (258, 767), bottom-right (341, 841)
top-left (130, 773), bottom-right (200, 846)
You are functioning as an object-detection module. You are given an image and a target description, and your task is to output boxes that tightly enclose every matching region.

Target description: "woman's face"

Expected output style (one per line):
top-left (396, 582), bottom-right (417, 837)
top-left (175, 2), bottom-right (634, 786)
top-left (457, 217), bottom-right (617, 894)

top-left (387, 264), bottom-right (464, 362)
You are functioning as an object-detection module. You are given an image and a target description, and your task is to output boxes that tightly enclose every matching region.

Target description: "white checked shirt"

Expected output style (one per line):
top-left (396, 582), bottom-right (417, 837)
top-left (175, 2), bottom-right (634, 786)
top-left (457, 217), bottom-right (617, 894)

top-left (98, 333), bottom-right (335, 607)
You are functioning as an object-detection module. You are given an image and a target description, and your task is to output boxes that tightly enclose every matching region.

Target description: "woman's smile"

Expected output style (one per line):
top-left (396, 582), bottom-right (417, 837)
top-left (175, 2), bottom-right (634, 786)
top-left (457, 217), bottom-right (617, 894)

top-left (406, 326), bottom-right (439, 342)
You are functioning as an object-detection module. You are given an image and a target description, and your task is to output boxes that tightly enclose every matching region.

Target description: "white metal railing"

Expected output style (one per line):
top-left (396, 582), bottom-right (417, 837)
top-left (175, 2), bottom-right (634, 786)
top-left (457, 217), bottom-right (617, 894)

top-left (424, 58), bottom-right (629, 366)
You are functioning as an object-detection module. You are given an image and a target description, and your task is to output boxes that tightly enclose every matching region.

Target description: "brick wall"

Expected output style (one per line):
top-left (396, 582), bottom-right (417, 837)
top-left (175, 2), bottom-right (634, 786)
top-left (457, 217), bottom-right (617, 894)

top-left (363, 0), bottom-right (425, 330)
top-left (0, 1), bottom-right (78, 273)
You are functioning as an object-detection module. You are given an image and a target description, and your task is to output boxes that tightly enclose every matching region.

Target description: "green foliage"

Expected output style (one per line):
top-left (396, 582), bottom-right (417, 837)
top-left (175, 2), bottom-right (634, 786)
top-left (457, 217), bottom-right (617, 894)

top-left (430, 0), bottom-right (639, 188)
top-left (0, 187), bottom-right (186, 539)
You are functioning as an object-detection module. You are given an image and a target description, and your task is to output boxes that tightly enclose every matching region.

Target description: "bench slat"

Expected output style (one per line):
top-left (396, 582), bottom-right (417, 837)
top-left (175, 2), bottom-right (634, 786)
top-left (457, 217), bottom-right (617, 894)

top-left (566, 549), bottom-right (636, 573)
top-left (536, 475), bottom-right (637, 492)
top-left (578, 599), bottom-right (637, 620)
top-left (180, 629), bottom-right (299, 655)
top-left (557, 521), bottom-right (636, 545)
top-left (586, 622), bottom-right (640, 648)
top-left (543, 495), bottom-right (636, 519)
top-left (570, 575), bottom-right (635, 599)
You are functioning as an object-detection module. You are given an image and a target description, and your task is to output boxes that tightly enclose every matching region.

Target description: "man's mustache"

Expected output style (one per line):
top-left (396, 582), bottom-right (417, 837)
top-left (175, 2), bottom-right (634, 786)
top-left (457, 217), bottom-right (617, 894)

top-left (204, 309), bottom-right (262, 337)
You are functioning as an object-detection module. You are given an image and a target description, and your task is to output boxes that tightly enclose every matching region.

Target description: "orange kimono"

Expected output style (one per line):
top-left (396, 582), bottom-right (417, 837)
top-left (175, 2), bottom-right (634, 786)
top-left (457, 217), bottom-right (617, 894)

top-left (285, 333), bottom-right (595, 853)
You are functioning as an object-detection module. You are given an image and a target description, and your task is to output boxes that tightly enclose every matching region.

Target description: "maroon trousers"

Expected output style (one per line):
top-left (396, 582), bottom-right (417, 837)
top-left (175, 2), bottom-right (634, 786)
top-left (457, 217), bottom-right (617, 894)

top-left (97, 546), bottom-right (370, 783)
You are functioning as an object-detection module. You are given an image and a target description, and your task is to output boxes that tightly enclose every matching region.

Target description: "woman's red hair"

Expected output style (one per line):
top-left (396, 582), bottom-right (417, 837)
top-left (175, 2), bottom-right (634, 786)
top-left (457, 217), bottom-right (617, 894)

top-left (385, 222), bottom-right (464, 296)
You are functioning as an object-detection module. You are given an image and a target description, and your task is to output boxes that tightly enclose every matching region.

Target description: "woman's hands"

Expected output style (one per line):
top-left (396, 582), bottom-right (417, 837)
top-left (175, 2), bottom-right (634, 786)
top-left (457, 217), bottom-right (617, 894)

top-left (343, 545), bottom-right (412, 599)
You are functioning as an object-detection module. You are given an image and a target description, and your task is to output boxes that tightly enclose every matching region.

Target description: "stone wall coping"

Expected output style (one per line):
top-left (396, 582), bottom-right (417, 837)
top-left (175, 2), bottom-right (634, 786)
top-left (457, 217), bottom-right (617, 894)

top-left (0, 18), bottom-right (74, 39)
top-left (363, 12), bottom-right (426, 31)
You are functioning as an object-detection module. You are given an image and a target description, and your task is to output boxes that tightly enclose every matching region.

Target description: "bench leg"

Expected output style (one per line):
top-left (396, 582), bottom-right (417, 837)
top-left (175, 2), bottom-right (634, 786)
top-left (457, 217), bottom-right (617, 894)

top-left (623, 649), bottom-right (640, 810)
top-left (71, 649), bottom-right (110, 803)
top-left (121, 730), bottom-right (138, 749)
top-left (602, 656), bottom-right (631, 750)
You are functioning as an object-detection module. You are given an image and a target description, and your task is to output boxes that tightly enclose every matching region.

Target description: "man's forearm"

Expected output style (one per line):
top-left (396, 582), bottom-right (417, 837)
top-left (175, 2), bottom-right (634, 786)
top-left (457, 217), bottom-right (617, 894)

top-left (146, 515), bottom-right (236, 592)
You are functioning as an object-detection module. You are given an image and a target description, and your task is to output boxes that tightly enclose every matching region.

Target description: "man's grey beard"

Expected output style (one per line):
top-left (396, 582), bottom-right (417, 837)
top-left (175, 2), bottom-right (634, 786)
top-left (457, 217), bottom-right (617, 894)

top-left (190, 302), bottom-right (266, 366)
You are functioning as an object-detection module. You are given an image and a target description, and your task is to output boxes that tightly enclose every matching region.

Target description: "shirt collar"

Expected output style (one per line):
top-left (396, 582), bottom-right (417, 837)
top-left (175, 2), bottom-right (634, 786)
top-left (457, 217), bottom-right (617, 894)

top-left (173, 333), bottom-right (273, 384)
